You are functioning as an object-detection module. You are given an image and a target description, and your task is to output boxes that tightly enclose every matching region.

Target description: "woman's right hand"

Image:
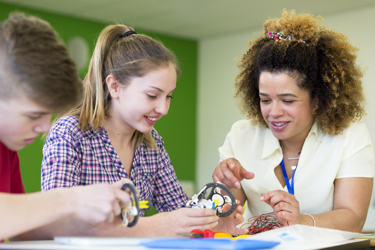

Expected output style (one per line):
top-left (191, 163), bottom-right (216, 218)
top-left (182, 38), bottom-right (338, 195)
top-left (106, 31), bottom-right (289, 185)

top-left (212, 158), bottom-right (255, 189)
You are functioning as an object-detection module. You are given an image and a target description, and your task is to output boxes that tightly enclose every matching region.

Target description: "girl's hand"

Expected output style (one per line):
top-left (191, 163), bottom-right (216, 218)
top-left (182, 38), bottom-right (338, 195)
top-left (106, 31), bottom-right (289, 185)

top-left (213, 200), bottom-right (249, 235)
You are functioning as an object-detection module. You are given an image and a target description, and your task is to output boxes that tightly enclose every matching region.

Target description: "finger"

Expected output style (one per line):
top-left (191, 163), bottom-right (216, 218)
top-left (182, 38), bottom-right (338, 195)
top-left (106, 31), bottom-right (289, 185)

top-left (260, 190), bottom-right (285, 203)
top-left (227, 158), bottom-right (239, 169)
top-left (233, 227), bottom-right (249, 235)
top-left (234, 212), bottom-right (245, 224)
top-left (221, 164), bottom-right (241, 189)
top-left (106, 212), bottom-right (115, 224)
top-left (189, 214), bottom-right (219, 227)
top-left (185, 208), bottom-right (217, 217)
top-left (212, 165), bottom-right (226, 183)
top-left (241, 168), bottom-right (255, 180)
top-left (275, 210), bottom-right (293, 226)
top-left (260, 193), bottom-right (274, 208)
top-left (112, 178), bottom-right (133, 188)
top-left (114, 188), bottom-right (131, 208)
top-left (235, 203), bottom-right (244, 215)
top-left (267, 192), bottom-right (296, 208)
top-left (190, 220), bottom-right (219, 232)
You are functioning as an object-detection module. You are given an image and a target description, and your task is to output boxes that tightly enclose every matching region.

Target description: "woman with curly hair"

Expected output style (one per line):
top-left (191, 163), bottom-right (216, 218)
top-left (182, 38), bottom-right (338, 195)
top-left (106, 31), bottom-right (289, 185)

top-left (212, 10), bottom-right (374, 232)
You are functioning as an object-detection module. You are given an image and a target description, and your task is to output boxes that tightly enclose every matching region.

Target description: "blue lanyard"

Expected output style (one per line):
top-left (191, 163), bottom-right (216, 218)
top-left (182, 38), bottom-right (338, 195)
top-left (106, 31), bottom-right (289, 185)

top-left (280, 159), bottom-right (298, 195)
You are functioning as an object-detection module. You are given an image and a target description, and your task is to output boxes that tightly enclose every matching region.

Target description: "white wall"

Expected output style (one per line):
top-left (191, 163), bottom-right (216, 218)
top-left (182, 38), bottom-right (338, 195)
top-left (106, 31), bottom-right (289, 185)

top-left (197, 7), bottom-right (375, 232)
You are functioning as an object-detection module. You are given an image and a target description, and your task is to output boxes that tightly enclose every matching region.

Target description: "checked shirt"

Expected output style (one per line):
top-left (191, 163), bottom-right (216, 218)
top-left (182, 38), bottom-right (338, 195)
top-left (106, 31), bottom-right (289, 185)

top-left (41, 116), bottom-right (188, 216)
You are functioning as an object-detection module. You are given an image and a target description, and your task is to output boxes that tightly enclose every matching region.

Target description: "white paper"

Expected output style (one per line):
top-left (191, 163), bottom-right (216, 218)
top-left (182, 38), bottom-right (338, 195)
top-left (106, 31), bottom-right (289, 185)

top-left (247, 224), bottom-right (366, 249)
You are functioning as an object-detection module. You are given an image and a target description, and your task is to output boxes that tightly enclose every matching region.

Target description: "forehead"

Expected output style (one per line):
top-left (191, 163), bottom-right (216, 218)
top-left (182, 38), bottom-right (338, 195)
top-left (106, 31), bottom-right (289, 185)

top-left (0, 94), bottom-right (51, 113)
top-left (259, 71), bottom-right (299, 88)
top-left (129, 65), bottom-right (177, 90)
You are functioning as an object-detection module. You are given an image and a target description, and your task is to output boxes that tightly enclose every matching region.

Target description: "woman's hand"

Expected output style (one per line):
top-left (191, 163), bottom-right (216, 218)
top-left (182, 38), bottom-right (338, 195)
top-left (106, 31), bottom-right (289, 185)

top-left (260, 190), bottom-right (300, 226)
top-left (212, 158), bottom-right (255, 189)
top-left (213, 201), bottom-right (249, 235)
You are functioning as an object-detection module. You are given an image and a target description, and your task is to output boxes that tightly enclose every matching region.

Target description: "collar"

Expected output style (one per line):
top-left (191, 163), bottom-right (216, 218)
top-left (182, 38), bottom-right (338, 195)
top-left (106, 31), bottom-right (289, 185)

top-left (261, 121), bottom-right (323, 160)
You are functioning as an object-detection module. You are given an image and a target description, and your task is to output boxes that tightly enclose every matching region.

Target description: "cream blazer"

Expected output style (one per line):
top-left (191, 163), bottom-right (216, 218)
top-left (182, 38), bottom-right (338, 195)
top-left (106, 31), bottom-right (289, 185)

top-left (219, 120), bottom-right (374, 218)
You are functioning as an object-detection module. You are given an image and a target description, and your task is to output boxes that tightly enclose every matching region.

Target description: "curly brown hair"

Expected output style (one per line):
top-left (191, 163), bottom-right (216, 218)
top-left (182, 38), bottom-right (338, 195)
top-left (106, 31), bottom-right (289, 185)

top-left (235, 10), bottom-right (365, 135)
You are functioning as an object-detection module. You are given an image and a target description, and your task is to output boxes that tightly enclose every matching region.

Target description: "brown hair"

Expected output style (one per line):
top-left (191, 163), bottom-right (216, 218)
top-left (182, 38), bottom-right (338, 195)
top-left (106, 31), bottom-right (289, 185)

top-left (65, 24), bottom-right (180, 149)
top-left (0, 13), bottom-right (83, 112)
top-left (235, 10), bottom-right (365, 135)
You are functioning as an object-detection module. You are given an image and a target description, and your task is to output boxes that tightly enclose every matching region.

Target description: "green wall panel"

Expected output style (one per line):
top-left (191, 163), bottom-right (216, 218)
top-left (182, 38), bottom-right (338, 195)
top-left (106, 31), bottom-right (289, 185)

top-left (0, 2), bottom-right (197, 196)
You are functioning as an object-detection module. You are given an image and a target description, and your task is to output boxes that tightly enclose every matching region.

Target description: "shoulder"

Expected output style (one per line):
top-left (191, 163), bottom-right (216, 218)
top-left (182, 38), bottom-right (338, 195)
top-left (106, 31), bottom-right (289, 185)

top-left (49, 115), bottom-right (93, 141)
top-left (150, 128), bottom-right (164, 148)
top-left (321, 121), bottom-right (371, 143)
top-left (228, 119), bottom-right (266, 137)
top-left (151, 128), bottom-right (164, 145)
top-left (342, 121), bottom-right (372, 147)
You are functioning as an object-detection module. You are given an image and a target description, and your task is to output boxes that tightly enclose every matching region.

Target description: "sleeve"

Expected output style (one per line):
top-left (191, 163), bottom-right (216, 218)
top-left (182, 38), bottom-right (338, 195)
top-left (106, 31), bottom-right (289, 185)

top-left (41, 121), bottom-right (82, 191)
top-left (337, 122), bottom-right (375, 178)
top-left (10, 152), bottom-right (25, 194)
top-left (152, 140), bottom-right (188, 212)
top-left (218, 122), bottom-right (239, 162)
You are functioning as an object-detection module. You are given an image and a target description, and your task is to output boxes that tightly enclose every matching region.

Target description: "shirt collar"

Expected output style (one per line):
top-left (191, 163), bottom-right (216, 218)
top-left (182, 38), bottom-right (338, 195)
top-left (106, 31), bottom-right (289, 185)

top-left (261, 121), bottom-right (322, 160)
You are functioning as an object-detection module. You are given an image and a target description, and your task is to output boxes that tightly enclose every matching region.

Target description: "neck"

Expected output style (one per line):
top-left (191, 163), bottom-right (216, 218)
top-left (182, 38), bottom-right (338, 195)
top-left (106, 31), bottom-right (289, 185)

top-left (280, 140), bottom-right (304, 156)
top-left (103, 115), bottom-right (135, 148)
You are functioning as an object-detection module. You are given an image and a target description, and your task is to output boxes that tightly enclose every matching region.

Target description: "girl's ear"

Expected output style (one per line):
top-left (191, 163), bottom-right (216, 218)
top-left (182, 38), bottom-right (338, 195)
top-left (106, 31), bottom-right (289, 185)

top-left (106, 75), bottom-right (120, 99)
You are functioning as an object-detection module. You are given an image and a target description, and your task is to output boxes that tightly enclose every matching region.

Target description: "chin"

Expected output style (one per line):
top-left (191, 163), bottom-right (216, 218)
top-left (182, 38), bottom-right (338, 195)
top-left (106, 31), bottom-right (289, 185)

top-left (5, 142), bottom-right (24, 151)
top-left (137, 127), bottom-right (153, 134)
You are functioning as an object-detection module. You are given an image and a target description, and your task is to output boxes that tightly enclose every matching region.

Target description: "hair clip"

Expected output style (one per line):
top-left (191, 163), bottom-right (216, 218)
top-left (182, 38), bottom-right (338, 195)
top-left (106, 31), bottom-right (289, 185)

top-left (267, 32), bottom-right (292, 41)
top-left (122, 30), bottom-right (137, 38)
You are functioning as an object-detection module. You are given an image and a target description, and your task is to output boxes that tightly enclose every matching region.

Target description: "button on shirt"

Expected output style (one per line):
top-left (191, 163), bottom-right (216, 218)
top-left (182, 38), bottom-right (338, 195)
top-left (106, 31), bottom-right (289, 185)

top-left (42, 116), bottom-right (188, 216)
top-left (219, 120), bottom-right (374, 218)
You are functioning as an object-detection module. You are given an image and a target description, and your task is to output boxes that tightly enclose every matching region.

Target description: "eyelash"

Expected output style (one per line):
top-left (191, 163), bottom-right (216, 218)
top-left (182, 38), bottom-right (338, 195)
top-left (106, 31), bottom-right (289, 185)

top-left (260, 99), bottom-right (294, 104)
top-left (28, 115), bottom-right (42, 120)
top-left (147, 94), bottom-right (173, 99)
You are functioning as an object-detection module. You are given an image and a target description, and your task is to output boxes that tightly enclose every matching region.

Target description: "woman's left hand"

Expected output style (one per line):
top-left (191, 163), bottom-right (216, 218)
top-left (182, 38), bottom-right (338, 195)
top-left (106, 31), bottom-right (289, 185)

top-left (260, 190), bottom-right (300, 226)
top-left (212, 201), bottom-right (249, 235)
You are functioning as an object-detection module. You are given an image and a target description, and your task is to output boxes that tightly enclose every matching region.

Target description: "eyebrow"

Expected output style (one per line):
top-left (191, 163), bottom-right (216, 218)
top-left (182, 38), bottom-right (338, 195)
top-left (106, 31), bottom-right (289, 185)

top-left (149, 86), bottom-right (176, 93)
top-left (259, 92), bottom-right (298, 98)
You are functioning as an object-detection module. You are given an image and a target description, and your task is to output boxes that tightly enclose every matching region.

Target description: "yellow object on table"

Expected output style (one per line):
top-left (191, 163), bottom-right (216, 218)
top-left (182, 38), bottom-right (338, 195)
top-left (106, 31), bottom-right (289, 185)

top-left (232, 234), bottom-right (251, 240)
top-left (214, 232), bottom-right (232, 238)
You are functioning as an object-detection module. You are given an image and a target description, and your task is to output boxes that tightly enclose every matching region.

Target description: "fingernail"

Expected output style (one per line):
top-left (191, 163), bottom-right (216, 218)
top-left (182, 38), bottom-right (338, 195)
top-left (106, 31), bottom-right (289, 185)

top-left (235, 182), bottom-right (240, 189)
top-left (260, 194), bottom-right (264, 200)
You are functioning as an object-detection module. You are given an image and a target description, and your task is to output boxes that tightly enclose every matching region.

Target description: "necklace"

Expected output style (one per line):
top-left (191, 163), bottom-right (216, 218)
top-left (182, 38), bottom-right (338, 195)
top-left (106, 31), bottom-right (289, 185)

top-left (284, 152), bottom-right (300, 171)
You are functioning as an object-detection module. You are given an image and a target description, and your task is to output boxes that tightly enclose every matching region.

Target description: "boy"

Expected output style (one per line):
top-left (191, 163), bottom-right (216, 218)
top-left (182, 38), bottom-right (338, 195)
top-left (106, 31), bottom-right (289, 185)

top-left (0, 13), bottom-right (130, 240)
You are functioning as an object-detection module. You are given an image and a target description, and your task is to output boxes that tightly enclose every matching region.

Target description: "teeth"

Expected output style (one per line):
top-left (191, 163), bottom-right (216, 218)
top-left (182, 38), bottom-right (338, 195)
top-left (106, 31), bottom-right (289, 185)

top-left (274, 122), bottom-right (286, 126)
top-left (147, 117), bottom-right (158, 121)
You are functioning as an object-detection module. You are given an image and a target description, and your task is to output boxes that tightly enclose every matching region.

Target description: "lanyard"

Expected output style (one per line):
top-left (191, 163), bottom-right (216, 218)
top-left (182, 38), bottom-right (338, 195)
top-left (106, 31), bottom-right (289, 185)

top-left (280, 159), bottom-right (298, 195)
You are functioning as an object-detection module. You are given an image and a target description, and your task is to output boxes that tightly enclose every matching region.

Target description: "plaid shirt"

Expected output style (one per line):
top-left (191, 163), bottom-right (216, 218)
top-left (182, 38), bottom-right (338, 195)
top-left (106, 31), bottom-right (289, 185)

top-left (42, 116), bottom-right (188, 216)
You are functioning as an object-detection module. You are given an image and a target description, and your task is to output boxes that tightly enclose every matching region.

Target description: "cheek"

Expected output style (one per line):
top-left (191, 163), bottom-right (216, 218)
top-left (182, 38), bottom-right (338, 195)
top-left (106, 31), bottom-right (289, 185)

top-left (260, 104), bottom-right (268, 118)
top-left (0, 122), bottom-right (24, 142)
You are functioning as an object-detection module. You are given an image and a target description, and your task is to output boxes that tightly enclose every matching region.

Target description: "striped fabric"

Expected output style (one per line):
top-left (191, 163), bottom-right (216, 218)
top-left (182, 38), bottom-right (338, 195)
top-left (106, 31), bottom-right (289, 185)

top-left (42, 116), bottom-right (187, 216)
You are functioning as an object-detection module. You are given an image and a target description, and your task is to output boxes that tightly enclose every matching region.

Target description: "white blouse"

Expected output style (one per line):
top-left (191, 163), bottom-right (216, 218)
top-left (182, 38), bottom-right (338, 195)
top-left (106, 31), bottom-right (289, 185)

top-left (219, 120), bottom-right (374, 218)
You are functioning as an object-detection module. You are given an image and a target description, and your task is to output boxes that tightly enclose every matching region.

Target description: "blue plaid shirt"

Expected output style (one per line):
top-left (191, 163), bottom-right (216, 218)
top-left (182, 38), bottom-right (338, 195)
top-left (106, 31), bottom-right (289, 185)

top-left (42, 115), bottom-right (188, 216)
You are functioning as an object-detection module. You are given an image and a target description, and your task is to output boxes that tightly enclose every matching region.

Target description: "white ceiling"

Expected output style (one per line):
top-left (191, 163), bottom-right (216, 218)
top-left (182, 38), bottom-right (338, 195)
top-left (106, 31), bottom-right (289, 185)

top-left (2, 0), bottom-right (375, 40)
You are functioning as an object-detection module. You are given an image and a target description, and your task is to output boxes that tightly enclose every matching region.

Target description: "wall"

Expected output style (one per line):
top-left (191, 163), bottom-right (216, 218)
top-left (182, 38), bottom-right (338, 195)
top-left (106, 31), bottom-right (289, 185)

top-left (197, 7), bottom-right (375, 231)
top-left (0, 2), bottom-right (197, 195)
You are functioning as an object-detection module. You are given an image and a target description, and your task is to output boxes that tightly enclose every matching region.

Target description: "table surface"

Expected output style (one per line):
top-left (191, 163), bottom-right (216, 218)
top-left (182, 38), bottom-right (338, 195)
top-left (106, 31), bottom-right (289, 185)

top-left (0, 238), bottom-right (371, 250)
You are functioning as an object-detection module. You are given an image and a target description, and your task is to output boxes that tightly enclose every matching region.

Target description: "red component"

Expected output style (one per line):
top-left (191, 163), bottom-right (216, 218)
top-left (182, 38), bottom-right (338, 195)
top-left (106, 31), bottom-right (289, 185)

top-left (191, 229), bottom-right (203, 234)
top-left (203, 229), bottom-right (214, 238)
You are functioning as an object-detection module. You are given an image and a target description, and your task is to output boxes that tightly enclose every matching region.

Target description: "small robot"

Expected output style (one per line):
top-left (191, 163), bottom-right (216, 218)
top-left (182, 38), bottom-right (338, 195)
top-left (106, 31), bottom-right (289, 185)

top-left (186, 182), bottom-right (236, 217)
top-left (121, 183), bottom-right (152, 227)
